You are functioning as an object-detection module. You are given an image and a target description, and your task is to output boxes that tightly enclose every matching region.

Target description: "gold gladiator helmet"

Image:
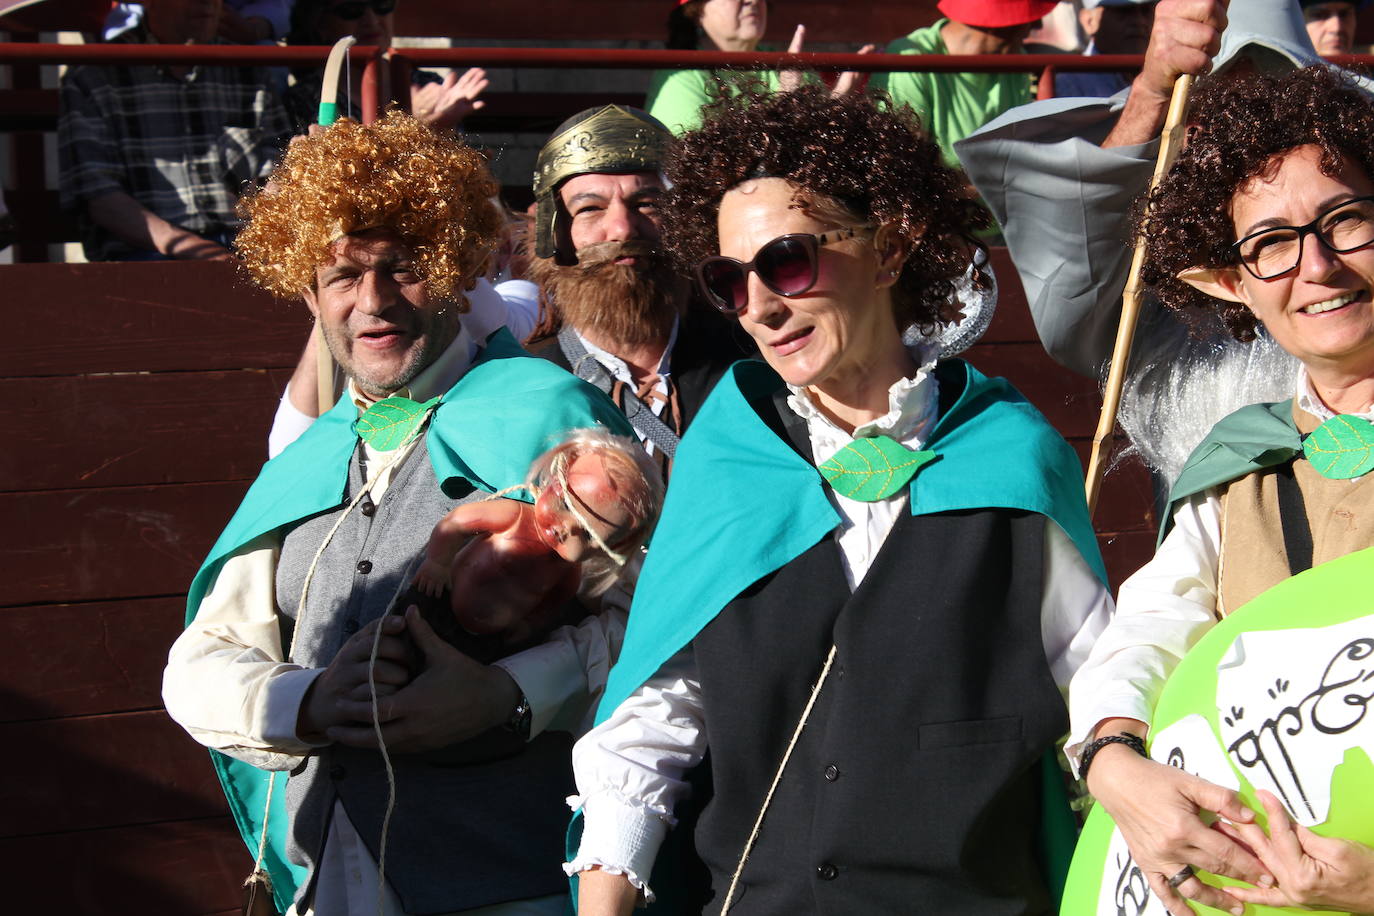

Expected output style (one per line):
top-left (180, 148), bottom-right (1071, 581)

top-left (532, 104), bottom-right (672, 265)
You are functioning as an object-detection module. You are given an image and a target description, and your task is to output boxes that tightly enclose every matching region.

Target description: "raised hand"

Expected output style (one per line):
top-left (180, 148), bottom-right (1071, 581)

top-left (778, 24), bottom-right (807, 94)
top-left (832, 45), bottom-right (876, 97)
top-left (411, 67), bottom-right (489, 132)
top-left (1105, 0), bottom-right (1229, 148)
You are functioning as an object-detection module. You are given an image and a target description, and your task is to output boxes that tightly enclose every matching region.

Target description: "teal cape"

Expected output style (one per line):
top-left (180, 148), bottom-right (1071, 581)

top-left (183, 328), bottom-right (632, 912)
top-left (572, 358), bottom-right (1107, 909)
top-left (1161, 399), bottom-right (1301, 544)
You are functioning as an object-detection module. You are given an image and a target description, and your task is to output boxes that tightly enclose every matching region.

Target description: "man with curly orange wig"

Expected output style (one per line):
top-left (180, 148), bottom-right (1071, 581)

top-left (163, 111), bottom-right (633, 916)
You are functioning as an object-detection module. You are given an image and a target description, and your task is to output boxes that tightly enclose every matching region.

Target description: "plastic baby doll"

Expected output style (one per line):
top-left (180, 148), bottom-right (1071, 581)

top-left (413, 428), bottom-right (663, 649)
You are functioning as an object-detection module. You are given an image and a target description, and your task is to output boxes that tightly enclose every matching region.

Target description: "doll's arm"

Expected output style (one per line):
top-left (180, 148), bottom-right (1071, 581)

top-left (414, 499), bottom-right (523, 596)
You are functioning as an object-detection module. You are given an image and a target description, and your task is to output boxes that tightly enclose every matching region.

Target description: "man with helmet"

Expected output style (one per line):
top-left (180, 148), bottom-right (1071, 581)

top-left (524, 104), bottom-right (751, 478)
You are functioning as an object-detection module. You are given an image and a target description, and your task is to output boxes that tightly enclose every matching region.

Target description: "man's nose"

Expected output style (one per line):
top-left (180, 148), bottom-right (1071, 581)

top-left (600, 198), bottom-right (636, 243)
top-left (355, 270), bottom-right (396, 314)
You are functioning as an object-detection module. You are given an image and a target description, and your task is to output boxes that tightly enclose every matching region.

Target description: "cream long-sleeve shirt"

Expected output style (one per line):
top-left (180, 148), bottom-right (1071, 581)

top-left (1067, 368), bottom-right (1374, 772)
top-left (564, 354), bottom-right (1114, 898)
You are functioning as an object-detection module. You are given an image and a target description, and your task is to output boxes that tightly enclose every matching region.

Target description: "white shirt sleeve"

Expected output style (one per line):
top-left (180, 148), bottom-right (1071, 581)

top-left (493, 584), bottom-right (629, 740)
top-left (564, 648), bottom-right (706, 900)
top-left (161, 532), bottom-right (325, 770)
top-left (1066, 490), bottom-right (1223, 771)
top-left (492, 278), bottom-right (541, 344)
top-left (267, 387), bottom-right (317, 459)
top-left (1042, 517), bottom-right (1115, 691)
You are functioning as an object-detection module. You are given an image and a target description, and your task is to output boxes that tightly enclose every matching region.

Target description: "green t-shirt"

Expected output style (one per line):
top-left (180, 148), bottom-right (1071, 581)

top-left (869, 19), bottom-right (1034, 169)
top-left (645, 66), bottom-right (786, 134)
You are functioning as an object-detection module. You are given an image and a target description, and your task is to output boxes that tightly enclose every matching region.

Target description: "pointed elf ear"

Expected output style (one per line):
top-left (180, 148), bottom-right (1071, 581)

top-left (1176, 265), bottom-right (1246, 303)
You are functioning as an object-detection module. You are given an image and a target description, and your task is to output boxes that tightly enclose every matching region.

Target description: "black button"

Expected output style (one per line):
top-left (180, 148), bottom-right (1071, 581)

top-left (342, 618), bottom-right (359, 634)
top-left (816, 863), bottom-right (838, 881)
top-left (356, 560), bottom-right (372, 574)
top-left (360, 499), bottom-right (376, 517)
top-left (823, 764), bottom-right (840, 782)
top-left (329, 765), bottom-right (346, 780)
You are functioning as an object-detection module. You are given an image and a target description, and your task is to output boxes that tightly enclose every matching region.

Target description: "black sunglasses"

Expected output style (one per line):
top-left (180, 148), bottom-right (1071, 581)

top-left (326, 0), bottom-right (396, 21)
top-left (695, 225), bottom-right (874, 315)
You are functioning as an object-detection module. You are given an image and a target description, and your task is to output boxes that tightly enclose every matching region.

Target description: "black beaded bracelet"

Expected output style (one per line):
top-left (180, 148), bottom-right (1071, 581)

top-left (1079, 732), bottom-right (1148, 780)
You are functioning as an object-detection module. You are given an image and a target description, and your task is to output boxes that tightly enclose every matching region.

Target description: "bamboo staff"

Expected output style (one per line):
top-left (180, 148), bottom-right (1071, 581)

top-left (1084, 74), bottom-right (1194, 514)
top-left (310, 35), bottom-right (356, 414)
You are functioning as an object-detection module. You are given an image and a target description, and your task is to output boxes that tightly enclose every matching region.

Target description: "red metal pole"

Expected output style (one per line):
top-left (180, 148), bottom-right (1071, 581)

top-left (0, 43), bottom-right (1372, 75)
top-left (390, 52), bottom-right (413, 115)
top-left (361, 51), bottom-right (380, 124)
top-left (1037, 65), bottom-right (1056, 101)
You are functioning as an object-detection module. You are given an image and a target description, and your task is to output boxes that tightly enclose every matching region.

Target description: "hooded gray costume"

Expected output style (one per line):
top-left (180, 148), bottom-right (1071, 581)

top-left (953, 0), bottom-right (1372, 483)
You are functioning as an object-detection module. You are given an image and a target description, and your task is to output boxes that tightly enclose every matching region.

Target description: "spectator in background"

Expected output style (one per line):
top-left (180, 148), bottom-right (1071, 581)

top-left (283, 0), bottom-right (488, 133)
top-left (1301, 0), bottom-right (1369, 54)
top-left (646, 0), bottom-right (871, 134)
top-left (104, 1), bottom-right (291, 44)
top-left (870, 0), bottom-right (1057, 168)
top-left (58, 0), bottom-right (291, 261)
top-left (1054, 0), bottom-right (1157, 99)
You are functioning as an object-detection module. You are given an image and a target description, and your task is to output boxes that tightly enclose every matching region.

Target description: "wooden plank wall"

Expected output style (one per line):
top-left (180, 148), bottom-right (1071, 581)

top-left (2, 251), bottom-right (1154, 912)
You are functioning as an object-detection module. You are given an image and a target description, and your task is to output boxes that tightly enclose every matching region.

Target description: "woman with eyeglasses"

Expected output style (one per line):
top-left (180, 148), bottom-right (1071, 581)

top-left (283, 0), bottom-right (488, 132)
top-left (566, 84), bottom-right (1112, 915)
top-left (1068, 66), bottom-right (1374, 916)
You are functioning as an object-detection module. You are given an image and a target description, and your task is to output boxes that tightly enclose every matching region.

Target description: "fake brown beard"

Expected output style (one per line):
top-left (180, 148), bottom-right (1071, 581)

top-left (528, 240), bottom-right (682, 348)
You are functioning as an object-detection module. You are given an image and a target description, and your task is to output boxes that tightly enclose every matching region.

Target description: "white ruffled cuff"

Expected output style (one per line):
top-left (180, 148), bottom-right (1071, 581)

top-left (563, 790), bottom-right (673, 902)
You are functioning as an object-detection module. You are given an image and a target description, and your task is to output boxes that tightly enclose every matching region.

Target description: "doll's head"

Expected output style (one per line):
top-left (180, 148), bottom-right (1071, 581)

top-left (527, 429), bottom-right (664, 592)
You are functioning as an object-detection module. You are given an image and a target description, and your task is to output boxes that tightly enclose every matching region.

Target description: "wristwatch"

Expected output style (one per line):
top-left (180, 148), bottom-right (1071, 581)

top-left (503, 693), bottom-right (532, 741)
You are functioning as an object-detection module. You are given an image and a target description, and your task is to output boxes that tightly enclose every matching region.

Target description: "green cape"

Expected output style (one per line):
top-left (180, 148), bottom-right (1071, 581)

top-left (600, 358), bottom-right (1106, 720)
top-left (183, 328), bottom-right (631, 911)
top-left (1161, 399), bottom-right (1301, 544)
top-left (572, 358), bottom-right (1105, 910)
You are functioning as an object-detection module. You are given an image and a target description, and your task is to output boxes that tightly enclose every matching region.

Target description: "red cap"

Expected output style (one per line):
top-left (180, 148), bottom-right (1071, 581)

top-left (937, 0), bottom-right (1058, 28)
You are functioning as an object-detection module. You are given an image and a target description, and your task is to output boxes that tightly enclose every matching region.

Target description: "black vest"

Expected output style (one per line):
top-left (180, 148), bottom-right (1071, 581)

top-left (687, 403), bottom-right (1064, 914)
top-left (276, 441), bottom-right (575, 915)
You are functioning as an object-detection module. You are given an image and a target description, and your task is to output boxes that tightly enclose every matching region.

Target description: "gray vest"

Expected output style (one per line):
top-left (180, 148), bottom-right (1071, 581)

top-left (275, 438), bottom-right (577, 914)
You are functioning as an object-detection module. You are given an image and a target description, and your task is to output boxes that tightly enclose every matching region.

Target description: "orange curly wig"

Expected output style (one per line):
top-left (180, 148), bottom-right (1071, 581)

top-left (235, 110), bottom-right (502, 301)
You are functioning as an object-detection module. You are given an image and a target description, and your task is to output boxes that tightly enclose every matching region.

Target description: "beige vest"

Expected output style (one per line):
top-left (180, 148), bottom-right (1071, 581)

top-left (1218, 402), bottom-right (1374, 615)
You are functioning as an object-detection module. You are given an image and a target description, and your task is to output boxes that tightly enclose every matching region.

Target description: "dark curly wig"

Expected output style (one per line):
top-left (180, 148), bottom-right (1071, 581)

top-left (661, 81), bottom-right (991, 333)
top-left (1138, 65), bottom-right (1374, 341)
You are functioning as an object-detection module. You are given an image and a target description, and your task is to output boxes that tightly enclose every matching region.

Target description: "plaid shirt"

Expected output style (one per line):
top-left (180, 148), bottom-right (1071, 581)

top-left (58, 26), bottom-right (291, 260)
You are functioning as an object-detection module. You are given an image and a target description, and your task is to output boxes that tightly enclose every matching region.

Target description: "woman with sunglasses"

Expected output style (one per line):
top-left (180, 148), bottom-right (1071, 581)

top-left (283, 0), bottom-right (488, 132)
top-left (566, 84), bottom-right (1112, 914)
top-left (1068, 66), bottom-right (1374, 916)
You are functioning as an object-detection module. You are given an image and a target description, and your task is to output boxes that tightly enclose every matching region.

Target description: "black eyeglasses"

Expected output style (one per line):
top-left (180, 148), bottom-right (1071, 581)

top-left (326, 0), bottom-right (396, 21)
top-left (695, 225), bottom-right (874, 315)
top-left (1231, 195), bottom-right (1374, 280)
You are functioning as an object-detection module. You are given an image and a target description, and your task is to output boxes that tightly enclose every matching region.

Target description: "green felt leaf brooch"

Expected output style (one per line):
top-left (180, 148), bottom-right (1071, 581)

top-left (1303, 414), bottom-right (1374, 480)
top-left (354, 395), bottom-right (441, 451)
top-left (818, 435), bottom-right (938, 502)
